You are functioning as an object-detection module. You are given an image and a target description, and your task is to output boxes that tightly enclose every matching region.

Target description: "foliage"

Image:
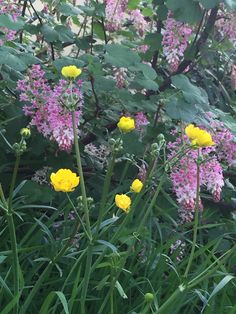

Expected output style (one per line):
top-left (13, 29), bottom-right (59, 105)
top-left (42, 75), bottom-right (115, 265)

top-left (0, 0), bottom-right (236, 313)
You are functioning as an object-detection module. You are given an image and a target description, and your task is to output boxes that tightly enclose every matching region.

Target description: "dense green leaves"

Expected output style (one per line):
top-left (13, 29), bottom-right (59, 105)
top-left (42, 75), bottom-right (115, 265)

top-left (105, 44), bottom-right (141, 67)
top-left (166, 0), bottom-right (202, 23)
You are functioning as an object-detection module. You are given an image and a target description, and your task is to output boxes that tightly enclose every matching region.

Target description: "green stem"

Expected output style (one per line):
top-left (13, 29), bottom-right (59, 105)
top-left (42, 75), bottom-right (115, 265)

top-left (184, 150), bottom-right (201, 278)
top-left (95, 154), bottom-right (116, 236)
top-left (157, 286), bottom-right (184, 314)
top-left (6, 213), bottom-right (20, 314)
top-left (66, 193), bottom-right (90, 240)
top-left (20, 264), bottom-right (52, 314)
top-left (72, 111), bottom-right (92, 240)
top-left (6, 154), bottom-right (21, 314)
top-left (80, 244), bottom-right (93, 314)
top-left (8, 154), bottom-right (20, 210)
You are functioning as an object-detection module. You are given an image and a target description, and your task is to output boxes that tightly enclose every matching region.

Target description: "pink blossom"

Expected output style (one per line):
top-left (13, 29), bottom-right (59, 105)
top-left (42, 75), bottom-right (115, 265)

top-left (129, 9), bottom-right (148, 37)
top-left (135, 112), bottom-right (149, 128)
top-left (113, 67), bottom-right (128, 88)
top-left (0, 0), bottom-right (20, 44)
top-left (17, 65), bottom-right (83, 151)
top-left (162, 14), bottom-right (192, 72)
top-left (105, 0), bottom-right (128, 32)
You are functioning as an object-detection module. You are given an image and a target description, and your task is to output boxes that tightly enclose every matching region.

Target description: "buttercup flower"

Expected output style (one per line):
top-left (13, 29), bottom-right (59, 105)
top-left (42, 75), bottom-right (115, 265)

top-left (131, 179), bottom-right (143, 193)
top-left (50, 169), bottom-right (80, 192)
top-left (115, 194), bottom-right (131, 213)
top-left (117, 116), bottom-right (135, 133)
top-left (185, 124), bottom-right (215, 147)
top-left (61, 65), bottom-right (82, 79)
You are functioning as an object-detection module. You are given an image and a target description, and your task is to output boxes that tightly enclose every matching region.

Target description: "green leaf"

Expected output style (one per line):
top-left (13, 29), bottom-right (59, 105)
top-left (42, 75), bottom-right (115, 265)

top-left (0, 14), bottom-right (24, 31)
top-left (144, 33), bottom-right (162, 52)
top-left (135, 77), bottom-right (159, 91)
top-left (128, 0), bottom-right (141, 10)
top-left (97, 240), bottom-right (118, 253)
top-left (54, 25), bottom-right (74, 43)
top-left (171, 74), bottom-right (209, 106)
top-left (198, 0), bottom-right (221, 9)
top-left (165, 96), bottom-right (199, 121)
top-left (202, 275), bottom-right (235, 311)
top-left (40, 24), bottom-right (59, 43)
top-left (1, 294), bottom-right (20, 314)
top-left (137, 63), bottom-right (157, 80)
top-left (39, 291), bottom-right (69, 314)
top-left (93, 22), bottom-right (105, 40)
top-left (0, 48), bottom-right (26, 71)
top-left (115, 281), bottom-right (128, 299)
top-left (53, 57), bottom-right (84, 72)
top-left (156, 4), bottom-right (168, 20)
top-left (166, 0), bottom-right (202, 23)
top-left (142, 8), bottom-right (153, 17)
top-left (105, 44), bottom-right (141, 67)
top-left (59, 3), bottom-right (82, 16)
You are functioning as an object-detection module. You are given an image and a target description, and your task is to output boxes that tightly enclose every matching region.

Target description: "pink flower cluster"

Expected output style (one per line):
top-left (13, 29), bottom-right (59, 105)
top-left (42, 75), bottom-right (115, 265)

top-left (169, 139), bottom-right (223, 217)
top-left (105, 0), bottom-right (128, 32)
top-left (114, 67), bottom-right (128, 88)
top-left (17, 64), bottom-right (83, 151)
top-left (215, 9), bottom-right (236, 45)
top-left (105, 0), bottom-right (148, 36)
top-left (135, 112), bottom-right (149, 128)
top-left (168, 116), bottom-right (236, 222)
top-left (162, 15), bottom-right (192, 72)
top-left (0, 0), bottom-right (20, 45)
top-left (129, 9), bottom-right (148, 37)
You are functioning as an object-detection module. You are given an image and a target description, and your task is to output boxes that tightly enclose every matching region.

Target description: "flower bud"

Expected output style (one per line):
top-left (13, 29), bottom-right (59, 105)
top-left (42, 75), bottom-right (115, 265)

top-left (20, 128), bottom-right (31, 139)
top-left (144, 293), bottom-right (154, 303)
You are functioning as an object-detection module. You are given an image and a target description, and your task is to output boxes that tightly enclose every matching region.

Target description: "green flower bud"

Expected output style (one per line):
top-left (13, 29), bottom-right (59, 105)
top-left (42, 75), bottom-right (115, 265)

top-left (20, 128), bottom-right (31, 139)
top-left (144, 293), bottom-right (154, 303)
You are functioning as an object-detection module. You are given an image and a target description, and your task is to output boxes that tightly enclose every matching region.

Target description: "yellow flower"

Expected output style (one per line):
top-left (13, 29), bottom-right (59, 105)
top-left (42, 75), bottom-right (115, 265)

top-left (61, 65), bottom-right (82, 79)
top-left (130, 179), bottom-right (143, 193)
top-left (117, 116), bottom-right (135, 133)
top-left (20, 128), bottom-right (31, 139)
top-left (185, 124), bottom-right (201, 140)
top-left (115, 194), bottom-right (131, 213)
top-left (50, 169), bottom-right (80, 192)
top-left (185, 124), bottom-right (215, 148)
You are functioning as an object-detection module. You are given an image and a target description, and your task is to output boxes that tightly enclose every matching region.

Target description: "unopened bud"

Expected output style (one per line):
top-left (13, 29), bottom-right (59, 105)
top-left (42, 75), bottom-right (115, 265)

top-left (20, 128), bottom-right (31, 139)
top-left (144, 293), bottom-right (154, 303)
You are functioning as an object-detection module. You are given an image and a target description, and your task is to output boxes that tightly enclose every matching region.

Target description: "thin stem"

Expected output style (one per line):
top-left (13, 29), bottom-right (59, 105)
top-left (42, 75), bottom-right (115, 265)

top-left (80, 244), bottom-right (93, 314)
top-left (71, 111), bottom-right (92, 241)
top-left (184, 150), bottom-right (201, 278)
top-left (6, 154), bottom-right (21, 313)
top-left (66, 193), bottom-right (90, 240)
top-left (8, 154), bottom-right (20, 210)
top-left (157, 286), bottom-right (183, 314)
top-left (6, 213), bottom-right (19, 314)
top-left (95, 154), bottom-right (116, 237)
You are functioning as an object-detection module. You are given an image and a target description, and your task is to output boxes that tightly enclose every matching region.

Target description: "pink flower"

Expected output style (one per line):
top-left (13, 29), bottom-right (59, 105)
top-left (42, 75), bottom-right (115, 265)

top-left (162, 14), bottom-right (192, 72)
top-left (17, 65), bottom-right (83, 151)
